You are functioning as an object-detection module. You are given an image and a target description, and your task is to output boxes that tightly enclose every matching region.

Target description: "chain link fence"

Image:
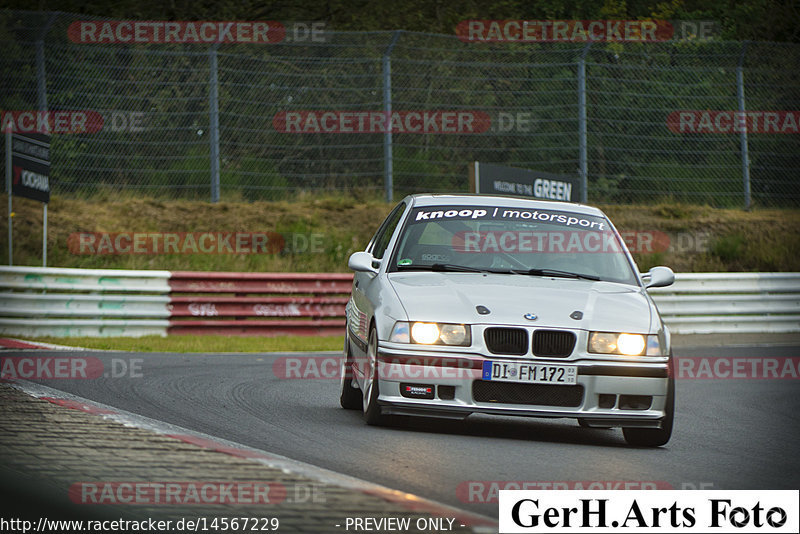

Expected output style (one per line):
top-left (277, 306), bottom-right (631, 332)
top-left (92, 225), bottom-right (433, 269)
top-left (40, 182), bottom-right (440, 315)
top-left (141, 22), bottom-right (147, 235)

top-left (1, 10), bottom-right (799, 206)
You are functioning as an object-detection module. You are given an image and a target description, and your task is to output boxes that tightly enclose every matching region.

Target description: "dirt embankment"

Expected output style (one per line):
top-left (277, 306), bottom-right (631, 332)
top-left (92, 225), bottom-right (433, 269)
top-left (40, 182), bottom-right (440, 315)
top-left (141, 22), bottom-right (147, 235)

top-left (2, 195), bottom-right (798, 273)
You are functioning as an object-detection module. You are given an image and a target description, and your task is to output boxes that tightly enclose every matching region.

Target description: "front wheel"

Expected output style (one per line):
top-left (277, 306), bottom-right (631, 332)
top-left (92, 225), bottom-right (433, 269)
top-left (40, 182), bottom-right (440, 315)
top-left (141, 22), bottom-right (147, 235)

top-left (362, 326), bottom-right (387, 426)
top-left (622, 375), bottom-right (674, 447)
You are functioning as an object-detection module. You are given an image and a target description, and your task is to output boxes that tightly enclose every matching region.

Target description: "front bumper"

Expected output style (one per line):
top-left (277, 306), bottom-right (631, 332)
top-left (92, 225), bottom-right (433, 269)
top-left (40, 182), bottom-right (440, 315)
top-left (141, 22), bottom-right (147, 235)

top-left (374, 344), bottom-right (671, 428)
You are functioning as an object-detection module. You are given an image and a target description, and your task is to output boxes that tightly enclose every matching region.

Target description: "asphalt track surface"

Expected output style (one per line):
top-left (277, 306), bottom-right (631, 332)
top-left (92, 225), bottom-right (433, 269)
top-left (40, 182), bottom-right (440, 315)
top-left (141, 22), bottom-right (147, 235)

top-left (10, 343), bottom-right (800, 517)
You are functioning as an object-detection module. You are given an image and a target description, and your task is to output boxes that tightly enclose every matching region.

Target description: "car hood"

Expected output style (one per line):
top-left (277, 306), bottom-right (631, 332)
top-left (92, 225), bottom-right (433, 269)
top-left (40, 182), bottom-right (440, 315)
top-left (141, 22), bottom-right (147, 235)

top-left (388, 272), bottom-right (653, 333)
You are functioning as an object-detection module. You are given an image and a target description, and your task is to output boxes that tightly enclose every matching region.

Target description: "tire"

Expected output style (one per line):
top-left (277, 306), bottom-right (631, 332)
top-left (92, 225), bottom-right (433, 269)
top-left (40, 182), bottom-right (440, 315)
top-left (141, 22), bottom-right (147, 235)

top-left (339, 330), bottom-right (362, 410)
top-left (623, 374), bottom-right (674, 447)
top-left (362, 326), bottom-right (387, 426)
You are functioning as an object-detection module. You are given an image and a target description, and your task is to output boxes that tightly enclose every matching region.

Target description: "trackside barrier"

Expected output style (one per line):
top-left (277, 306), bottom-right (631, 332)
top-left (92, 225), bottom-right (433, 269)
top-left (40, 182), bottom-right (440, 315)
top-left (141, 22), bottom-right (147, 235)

top-left (648, 272), bottom-right (800, 334)
top-left (0, 267), bottom-right (350, 338)
top-left (0, 267), bottom-right (797, 337)
top-left (0, 267), bottom-right (171, 337)
top-left (166, 271), bottom-right (350, 336)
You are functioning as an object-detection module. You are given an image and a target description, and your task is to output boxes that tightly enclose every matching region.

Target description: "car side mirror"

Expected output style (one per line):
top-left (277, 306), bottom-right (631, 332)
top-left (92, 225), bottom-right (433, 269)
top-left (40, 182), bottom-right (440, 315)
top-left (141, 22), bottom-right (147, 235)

top-left (643, 266), bottom-right (675, 289)
top-left (348, 251), bottom-right (379, 274)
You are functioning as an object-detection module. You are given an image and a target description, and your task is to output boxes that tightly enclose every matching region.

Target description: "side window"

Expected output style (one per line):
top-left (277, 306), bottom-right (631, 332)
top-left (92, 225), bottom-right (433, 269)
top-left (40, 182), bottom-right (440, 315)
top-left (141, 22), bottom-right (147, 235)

top-left (369, 202), bottom-right (406, 260)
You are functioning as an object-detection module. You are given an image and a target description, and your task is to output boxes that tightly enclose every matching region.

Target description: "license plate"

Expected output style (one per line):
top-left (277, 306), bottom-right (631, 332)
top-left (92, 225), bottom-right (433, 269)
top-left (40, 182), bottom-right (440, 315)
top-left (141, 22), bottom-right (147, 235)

top-left (481, 361), bottom-right (577, 385)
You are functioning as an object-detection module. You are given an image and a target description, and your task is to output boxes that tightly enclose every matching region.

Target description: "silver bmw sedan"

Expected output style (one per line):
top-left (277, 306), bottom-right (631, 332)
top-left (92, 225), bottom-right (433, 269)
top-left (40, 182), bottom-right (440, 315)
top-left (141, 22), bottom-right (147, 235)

top-left (341, 194), bottom-right (675, 447)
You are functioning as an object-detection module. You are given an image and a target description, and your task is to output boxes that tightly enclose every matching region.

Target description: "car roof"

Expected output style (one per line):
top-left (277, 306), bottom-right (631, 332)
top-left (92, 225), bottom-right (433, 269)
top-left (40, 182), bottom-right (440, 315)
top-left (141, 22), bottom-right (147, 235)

top-left (403, 194), bottom-right (606, 217)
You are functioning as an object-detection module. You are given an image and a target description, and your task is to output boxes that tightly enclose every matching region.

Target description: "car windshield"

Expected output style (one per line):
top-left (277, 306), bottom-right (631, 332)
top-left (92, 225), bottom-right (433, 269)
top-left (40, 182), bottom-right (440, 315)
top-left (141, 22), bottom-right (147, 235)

top-left (389, 204), bottom-right (638, 285)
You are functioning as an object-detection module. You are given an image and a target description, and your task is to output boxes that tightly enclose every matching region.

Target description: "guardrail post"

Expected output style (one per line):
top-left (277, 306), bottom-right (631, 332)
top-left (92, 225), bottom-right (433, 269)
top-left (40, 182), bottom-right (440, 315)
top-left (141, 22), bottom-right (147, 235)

top-left (209, 44), bottom-right (221, 204)
top-left (382, 31), bottom-right (401, 203)
top-left (737, 42), bottom-right (751, 211)
top-left (577, 43), bottom-right (591, 204)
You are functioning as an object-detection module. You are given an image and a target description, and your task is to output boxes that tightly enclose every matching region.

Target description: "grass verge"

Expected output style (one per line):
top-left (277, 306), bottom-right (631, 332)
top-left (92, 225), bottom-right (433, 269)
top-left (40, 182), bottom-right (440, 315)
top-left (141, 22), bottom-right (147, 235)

top-left (16, 335), bottom-right (344, 353)
top-left (2, 193), bottom-right (798, 272)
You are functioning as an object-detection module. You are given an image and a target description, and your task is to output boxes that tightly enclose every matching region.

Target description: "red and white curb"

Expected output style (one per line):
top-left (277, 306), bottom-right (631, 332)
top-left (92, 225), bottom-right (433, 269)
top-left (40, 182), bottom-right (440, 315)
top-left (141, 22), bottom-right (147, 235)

top-left (0, 337), bottom-right (93, 351)
top-left (8, 379), bottom-right (497, 531)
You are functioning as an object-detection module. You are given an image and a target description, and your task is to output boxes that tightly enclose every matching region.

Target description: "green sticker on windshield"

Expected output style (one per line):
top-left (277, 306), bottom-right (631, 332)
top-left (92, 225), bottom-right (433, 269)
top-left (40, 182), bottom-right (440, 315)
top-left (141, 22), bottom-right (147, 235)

top-left (398, 258), bottom-right (413, 266)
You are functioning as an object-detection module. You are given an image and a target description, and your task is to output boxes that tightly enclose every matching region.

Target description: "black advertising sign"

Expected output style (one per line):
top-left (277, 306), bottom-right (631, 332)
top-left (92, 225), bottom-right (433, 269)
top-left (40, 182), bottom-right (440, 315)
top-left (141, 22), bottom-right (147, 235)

top-left (474, 162), bottom-right (582, 203)
top-left (11, 132), bottom-right (51, 203)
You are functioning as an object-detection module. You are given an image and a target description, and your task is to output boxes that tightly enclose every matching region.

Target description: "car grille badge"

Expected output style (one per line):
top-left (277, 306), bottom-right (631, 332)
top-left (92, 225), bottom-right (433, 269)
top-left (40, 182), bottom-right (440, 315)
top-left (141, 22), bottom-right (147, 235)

top-left (524, 313), bottom-right (538, 321)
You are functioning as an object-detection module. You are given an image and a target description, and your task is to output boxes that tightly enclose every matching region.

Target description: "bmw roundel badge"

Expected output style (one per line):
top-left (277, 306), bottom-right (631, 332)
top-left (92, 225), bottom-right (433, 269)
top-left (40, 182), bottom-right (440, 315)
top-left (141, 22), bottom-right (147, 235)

top-left (524, 313), bottom-right (538, 321)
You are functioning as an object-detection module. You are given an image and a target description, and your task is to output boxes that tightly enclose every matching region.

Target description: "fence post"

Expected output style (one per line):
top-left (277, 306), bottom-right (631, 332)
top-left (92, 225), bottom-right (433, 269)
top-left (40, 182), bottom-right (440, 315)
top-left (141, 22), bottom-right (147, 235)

top-left (35, 14), bottom-right (56, 111)
top-left (382, 31), bottom-right (401, 203)
top-left (5, 131), bottom-right (11, 266)
top-left (36, 14), bottom-right (55, 267)
top-left (577, 43), bottom-right (591, 204)
top-left (209, 44), bottom-right (221, 203)
top-left (737, 42), bottom-right (751, 210)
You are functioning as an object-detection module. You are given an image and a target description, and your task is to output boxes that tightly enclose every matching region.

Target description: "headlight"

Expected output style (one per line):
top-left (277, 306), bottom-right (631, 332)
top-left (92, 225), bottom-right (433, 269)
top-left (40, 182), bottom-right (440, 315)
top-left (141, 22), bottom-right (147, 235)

top-left (617, 333), bottom-right (646, 355)
top-left (411, 322), bottom-right (440, 344)
top-left (439, 323), bottom-right (469, 345)
top-left (589, 332), bottom-right (650, 356)
top-left (389, 321), bottom-right (471, 346)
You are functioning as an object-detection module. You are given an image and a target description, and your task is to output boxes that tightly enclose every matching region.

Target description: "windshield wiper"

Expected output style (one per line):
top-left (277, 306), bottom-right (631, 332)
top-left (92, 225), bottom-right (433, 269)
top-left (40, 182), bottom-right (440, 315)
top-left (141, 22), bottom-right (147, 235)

top-left (432, 263), bottom-right (486, 272)
top-left (396, 263), bottom-right (504, 273)
top-left (511, 268), bottom-right (601, 281)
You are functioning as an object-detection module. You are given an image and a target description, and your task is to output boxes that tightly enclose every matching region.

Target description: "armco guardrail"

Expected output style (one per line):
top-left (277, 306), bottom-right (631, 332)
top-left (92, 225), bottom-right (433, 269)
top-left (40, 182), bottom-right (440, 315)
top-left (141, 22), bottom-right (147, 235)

top-left (0, 267), bottom-right (171, 337)
top-left (0, 267), bottom-right (798, 338)
top-left (0, 267), bottom-right (349, 338)
top-left (648, 272), bottom-right (800, 334)
top-left (166, 271), bottom-right (350, 336)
